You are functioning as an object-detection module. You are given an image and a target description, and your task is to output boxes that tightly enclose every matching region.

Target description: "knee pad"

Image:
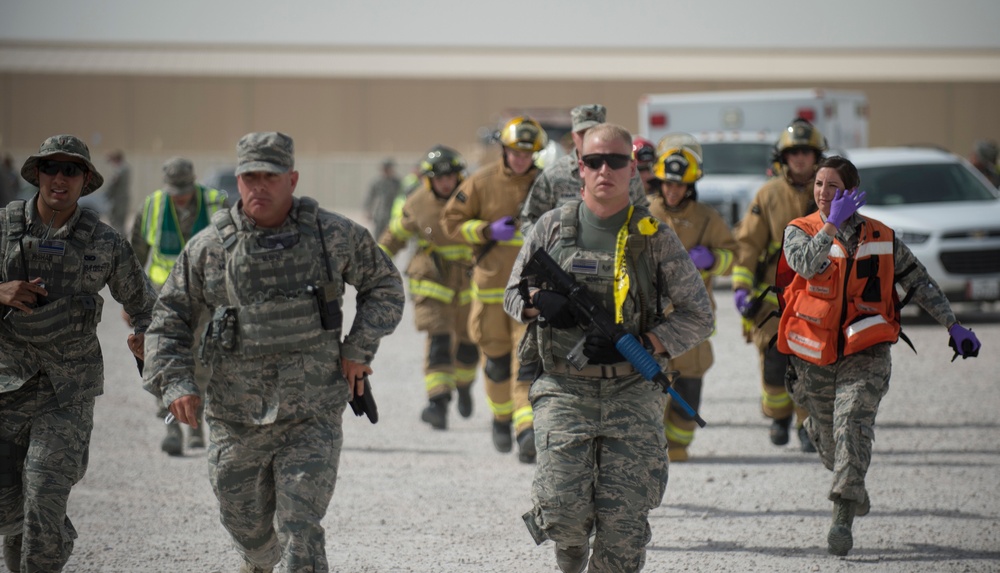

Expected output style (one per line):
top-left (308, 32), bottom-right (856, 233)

top-left (763, 345), bottom-right (790, 389)
top-left (484, 353), bottom-right (512, 382)
top-left (427, 333), bottom-right (452, 368)
top-left (669, 377), bottom-right (703, 420)
top-left (456, 342), bottom-right (479, 365)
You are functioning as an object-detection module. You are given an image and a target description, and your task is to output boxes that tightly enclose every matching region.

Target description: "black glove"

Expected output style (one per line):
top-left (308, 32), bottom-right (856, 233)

top-left (582, 333), bottom-right (624, 365)
top-left (348, 376), bottom-right (379, 424)
top-left (532, 291), bottom-right (578, 329)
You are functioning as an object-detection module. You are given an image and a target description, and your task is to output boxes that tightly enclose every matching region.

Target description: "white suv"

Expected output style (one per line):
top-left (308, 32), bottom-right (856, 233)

top-left (843, 147), bottom-right (1000, 303)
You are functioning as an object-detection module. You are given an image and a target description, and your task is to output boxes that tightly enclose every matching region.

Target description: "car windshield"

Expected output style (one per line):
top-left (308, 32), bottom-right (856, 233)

top-left (857, 162), bottom-right (999, 206)
top-left (700, 142), bottom-right (773, 176)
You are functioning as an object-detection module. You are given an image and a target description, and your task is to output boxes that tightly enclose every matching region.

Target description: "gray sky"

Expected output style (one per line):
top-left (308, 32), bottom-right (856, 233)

top-left (2, 0), bottom-right (1000, 49)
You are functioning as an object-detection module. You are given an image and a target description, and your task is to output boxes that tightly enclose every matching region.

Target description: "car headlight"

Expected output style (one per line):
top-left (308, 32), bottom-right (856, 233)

top-left (898, 231), bottom-right (930, 245)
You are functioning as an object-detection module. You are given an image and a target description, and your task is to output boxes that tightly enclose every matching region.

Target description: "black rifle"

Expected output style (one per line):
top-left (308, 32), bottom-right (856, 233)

top-left (520, 248), bottom-right (706, 427)
top-left (348, 375), bottom-right (378, 424)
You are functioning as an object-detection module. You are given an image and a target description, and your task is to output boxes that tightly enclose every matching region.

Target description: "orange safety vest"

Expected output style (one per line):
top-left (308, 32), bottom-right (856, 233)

top-left (776, 212), bottom-right (900, 366)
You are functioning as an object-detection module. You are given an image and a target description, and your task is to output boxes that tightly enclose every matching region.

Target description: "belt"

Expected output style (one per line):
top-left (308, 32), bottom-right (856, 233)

top-left (548, 359), bottom-right (637, 379)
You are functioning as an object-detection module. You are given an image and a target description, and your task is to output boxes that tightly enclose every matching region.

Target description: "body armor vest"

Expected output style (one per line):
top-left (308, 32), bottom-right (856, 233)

top-left (1, 201), bottom-right (103, 344)
top-left (208, 198), bottom-right (341, 359)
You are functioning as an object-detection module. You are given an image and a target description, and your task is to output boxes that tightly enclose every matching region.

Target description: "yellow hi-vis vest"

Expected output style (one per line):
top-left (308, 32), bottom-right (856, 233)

top-left (141, 186), bottom-right (226, 286)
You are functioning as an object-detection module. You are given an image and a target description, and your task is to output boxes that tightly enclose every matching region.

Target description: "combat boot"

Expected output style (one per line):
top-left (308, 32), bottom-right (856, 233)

top-left (554, 543), bottom-right (588, 573)
top-left (492, 420), bottom-right (513, 453)
top-left (856, 492), bottom-right (871, 517)
top-left (798, 425), bottom-right (816, 453)
top-left (3, 533), bottom-right (21, 572)
top-left (769, 415), bottom-right (792, 446)
top-left (420, 395), bottom-right (450, 430)
top-left (238, 557), bottom-right (273, 573)
top-left (161, 422), bottom-right (183, 456)
top-left (187, 424), bottom-right (206, 449)
top-left (827, 498), bottom-right (856, 556)
top-left (516, 428), bottom-right (536, 464)
top-left (456, 384), bottom-right (474, 418)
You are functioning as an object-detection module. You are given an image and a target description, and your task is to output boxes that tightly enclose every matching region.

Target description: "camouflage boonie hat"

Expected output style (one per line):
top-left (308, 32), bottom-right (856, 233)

top-left (571, 104), bottom-right (607, 133)
top-left (235, 131), bottom-right (294, 176)
top-left (21, 134), bottom-right (104, 195)
top-left (162, 157), bottom-right (196, 196)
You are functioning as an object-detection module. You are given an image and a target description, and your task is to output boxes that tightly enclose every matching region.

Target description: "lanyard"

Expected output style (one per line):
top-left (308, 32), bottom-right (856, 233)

top-left (612, 206), bottom-right (634, 324)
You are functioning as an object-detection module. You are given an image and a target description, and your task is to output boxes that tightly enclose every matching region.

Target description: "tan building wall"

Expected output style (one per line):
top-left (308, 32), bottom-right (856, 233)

top-left (3, 73), bottom-right (999, 214)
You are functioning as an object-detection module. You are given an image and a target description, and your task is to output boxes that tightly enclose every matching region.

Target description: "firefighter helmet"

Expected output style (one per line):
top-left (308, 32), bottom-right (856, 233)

top-left (632, 137), bottom-right (657, 167)
top-left (420, 145), bottom-right (465, 179)
top-left (776, 118), bottom-right (828, 156)
top-left (498, 116), bottom-right (548, 152)
top-left (656, 132), bottom-right (703, 162)
top-left (653, 147), bottom-right (703, 184)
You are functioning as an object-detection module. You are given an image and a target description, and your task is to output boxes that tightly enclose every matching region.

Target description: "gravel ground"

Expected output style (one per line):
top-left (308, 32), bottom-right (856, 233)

top-left (7, 281), bottom-right (998, 573)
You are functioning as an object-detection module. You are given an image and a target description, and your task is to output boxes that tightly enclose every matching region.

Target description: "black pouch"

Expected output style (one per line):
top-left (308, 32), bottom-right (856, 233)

top-left (348, 376), bottom-right (378, 424)
top-left (0, 441), bottom-right (26, 488)
top-left (310, 282), bottom-right (343, 332)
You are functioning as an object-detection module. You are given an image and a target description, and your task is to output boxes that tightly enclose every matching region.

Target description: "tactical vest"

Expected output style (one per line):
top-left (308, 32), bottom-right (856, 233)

top-left (776, 212), bottom-right (900, 366)
top-left (0, 200), bottom-right (103, 344)
top-left (538, 201), bottom-right (658, 373)
top-left (141, 186), bottom-right (226, 286)
top-left (205, 199), bottom-right (341, 359)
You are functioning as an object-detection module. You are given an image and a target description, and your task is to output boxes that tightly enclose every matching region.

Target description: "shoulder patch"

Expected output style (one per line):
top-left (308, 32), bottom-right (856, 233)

top-left (455, 191), bottom-right (467, 204)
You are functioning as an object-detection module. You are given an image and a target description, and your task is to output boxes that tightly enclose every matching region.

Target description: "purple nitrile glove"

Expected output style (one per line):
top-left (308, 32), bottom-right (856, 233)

top-left (948, 323), bottom-right (981, 360)
top-left (827, 188), bottom-right (868, 229)
top-left (734, 288), bottom-right (753, 315)
top-left (489, 216), bottom-right (517, 241)
top-left (689, 245), bottom-right (715, 270)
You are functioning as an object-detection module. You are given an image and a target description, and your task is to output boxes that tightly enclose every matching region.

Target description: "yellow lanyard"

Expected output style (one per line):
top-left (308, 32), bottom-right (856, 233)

top-left (612, 206), bottom-right (634, 324)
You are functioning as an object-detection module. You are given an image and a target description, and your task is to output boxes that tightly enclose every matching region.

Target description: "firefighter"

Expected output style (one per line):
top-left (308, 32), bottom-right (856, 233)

top-left (633, 136), bottom-right (659, 196)
top-left (441, 116), bottom-right (546, 463)
top-left (732, 118), bottom-right (824, 451)
top-left (648, 139), bottom-right (737, 462)
top-left (379, 145), bottom-right (479, 430)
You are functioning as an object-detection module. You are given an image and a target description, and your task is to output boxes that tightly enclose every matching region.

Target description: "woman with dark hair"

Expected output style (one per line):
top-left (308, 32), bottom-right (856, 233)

top-left (777, 155), bottom-right (982, 556)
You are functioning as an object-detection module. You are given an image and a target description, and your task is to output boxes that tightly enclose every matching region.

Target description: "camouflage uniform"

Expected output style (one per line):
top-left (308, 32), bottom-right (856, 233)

top-left (364, 170), bottom-right (400, 240)
top-left (505, 201), bottom-right (713, 572)
top-left (103, 159), bottom-right (131, 233)
top-left (782, 212), bottom-right (957, 506)
top-left (0, 135), bottom-right (157, 573)
top-left (143, 133), bottom-right (404, 573)
top-left (647, 194), bottom-right (736, 456)
top-left (733, 175), bottom-right (814, 426)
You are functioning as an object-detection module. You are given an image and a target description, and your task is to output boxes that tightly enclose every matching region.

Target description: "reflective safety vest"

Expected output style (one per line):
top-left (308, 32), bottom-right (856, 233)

top-left (141, 186), bottom-right (226, 286)
top-left (777, 212), bottom-right (899, 366)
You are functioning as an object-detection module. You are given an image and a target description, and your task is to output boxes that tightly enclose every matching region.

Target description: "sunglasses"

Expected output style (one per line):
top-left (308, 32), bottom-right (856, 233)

top-left (38, 160), bottom-right (88, 178)
top-left (257, 232), bottom-right (300, 250)
top-left (580, 153), bottom-right (632, 170)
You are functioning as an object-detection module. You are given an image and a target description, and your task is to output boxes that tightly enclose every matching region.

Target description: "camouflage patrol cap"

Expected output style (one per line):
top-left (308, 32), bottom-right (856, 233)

top-left (162, 157), bottom-right (196, 196)
top-left (21, 134), bottom-right (104, 195)
top-left (571, 104), bottom-right (607, 133)
top-left (235, 131), bottom-right (294, 176)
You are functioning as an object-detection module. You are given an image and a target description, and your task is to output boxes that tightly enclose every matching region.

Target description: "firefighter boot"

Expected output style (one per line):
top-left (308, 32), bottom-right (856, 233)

top-left (798, 425), bottom-right (816, 453)
top-left (187, 424), bottom-right (205, 449)
top-left (828, 498), bottom-right (856, 556)
top-left (3, 533), bottom-right (21, 572)
top-left (554, 544), bottom-right (589, 573)
top-left (667, 440), bottom-right (689, 462)
top-left (769, 415), bottom-right (792, 446)
top-left (517, 428), bottom-right (536, 464)
top-left (161, 422), bottom-right (183, 456)
top-left (420, 395), bottom-right (450, 430)
top-left (238, 557), bottom-right (273, 573)
top-left (492, 420), bottom-right (513, 453)
top-left (456, 384), bottom-right (474, 418)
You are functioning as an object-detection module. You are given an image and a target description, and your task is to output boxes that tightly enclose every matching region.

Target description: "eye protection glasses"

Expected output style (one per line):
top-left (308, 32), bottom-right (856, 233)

top-left (38, 161), bottom-right (88, 178)
top-left (257, 232), bottom-right (300, 250)
top-left (580, 153), bottom-right (632, 170)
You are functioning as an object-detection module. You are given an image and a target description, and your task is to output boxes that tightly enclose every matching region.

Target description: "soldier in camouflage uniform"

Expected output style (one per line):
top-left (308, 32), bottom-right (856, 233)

top-left (129, 157), bottom-right (227, 456)
top-left (364, 159), bottom-right (401, 240)
top-left (142, 132), bottom-right (404, 573)
top-left (505, 125), bottom-right (713, 573)
top-left (0, 135), bottom-right (157, 572)
top-left (647, 140), bottom-right (737, 462)
top-left (379, 145), bottom-right (478, 430)
top-left (733, 118), bottom-right (823, 451)
top-left (779, 156), bottom-right (982, 556)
